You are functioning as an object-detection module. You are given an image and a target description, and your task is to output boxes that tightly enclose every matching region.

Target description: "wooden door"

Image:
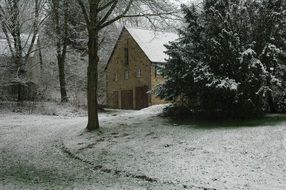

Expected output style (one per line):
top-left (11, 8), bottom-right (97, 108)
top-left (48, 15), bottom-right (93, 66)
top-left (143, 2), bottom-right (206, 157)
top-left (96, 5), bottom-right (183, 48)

top-left (112, 91), bottom-right (119, 108)
top-left (121, 90), bottom-right (133, 109)
top-left (135, 86), bottom-right (149, 110)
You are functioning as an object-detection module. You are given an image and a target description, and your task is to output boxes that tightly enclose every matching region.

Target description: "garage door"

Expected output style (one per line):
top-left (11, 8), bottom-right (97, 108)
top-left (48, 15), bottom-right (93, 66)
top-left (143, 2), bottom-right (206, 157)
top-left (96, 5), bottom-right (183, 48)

top-left (112, 91), bottom-right (119, 108)
top-left (121, 90), bottom-right (133, 109)
top-left (135, 86), bottom-right (149, 110)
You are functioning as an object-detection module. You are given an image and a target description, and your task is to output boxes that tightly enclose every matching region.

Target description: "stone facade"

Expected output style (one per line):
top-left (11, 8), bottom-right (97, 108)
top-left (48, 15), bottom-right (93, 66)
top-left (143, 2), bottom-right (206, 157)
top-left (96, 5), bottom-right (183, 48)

top-left (106, 28), bottom-right (169, 110)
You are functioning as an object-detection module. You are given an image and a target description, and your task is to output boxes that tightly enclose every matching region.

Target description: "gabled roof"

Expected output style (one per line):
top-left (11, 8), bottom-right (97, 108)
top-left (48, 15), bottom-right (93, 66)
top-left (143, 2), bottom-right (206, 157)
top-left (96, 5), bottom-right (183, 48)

top-left (105, 27), bottom-right (178, 70)
top-left (125, 27), bottom-right (178, 63)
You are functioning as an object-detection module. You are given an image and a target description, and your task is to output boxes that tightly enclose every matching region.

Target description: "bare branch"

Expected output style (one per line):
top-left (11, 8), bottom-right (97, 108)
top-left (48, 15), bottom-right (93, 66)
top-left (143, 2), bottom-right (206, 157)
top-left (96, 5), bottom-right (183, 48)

top-left (98, 0), bottom-right (118, 26)
top-left (99, 0), bottom-right (134, 29)
top-left (25, 0), bottom-right (40, 62)
top-left (98, 0), bottom-right (115, 12)
top-left (76, 0), bottom-right (90, 25)
top-left (101, 11), bottom-right (178, 30)
top-left (1, 23), bottom-right (15, 58)
top-left (123, 11), bottom-right (179, 19)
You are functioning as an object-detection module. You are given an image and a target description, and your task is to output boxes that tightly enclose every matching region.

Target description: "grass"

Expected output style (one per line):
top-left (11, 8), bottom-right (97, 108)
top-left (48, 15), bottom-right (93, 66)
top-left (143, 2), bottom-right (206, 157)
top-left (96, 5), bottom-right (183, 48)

top-left (167, 113), bottom-right (286, 129)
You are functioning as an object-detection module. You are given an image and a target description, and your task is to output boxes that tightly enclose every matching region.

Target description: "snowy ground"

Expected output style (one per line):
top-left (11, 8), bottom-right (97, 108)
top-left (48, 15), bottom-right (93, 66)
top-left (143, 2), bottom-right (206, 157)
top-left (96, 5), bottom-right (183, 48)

top-left (1, 105), bottom-right (286, 190)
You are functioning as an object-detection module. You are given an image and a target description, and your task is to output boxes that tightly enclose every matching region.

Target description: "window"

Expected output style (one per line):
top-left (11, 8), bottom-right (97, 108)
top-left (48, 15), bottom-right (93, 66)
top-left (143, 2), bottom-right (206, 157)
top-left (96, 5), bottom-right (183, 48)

top-left (155, 65), bottom-right (163, 77)
top-left (124, 48), bottom-right (129, 65)
top-left (124, 70), bottom-right (129, 80)
top-left (114, 73), bottom-right (118, 81)
top-left (136, 68), bottom-right (142, 78)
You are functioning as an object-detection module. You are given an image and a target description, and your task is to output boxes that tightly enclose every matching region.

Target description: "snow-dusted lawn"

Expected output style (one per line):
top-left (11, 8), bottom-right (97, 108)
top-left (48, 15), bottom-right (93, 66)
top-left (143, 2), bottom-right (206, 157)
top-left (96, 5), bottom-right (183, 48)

top-left (1, 105), bottom-right (286, 190)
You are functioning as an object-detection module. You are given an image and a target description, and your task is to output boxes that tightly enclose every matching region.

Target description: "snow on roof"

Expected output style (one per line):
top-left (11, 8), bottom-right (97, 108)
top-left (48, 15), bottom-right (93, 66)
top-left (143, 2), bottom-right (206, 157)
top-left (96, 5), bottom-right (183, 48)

top-left (0, 33), bottom-right (38, 57)
top-left (125, 27), bottom-right (178, 63)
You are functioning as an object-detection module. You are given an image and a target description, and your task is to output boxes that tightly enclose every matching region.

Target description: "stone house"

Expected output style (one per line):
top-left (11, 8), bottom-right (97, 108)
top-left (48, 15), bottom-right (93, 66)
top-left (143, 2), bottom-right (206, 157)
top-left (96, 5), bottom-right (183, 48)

top-left (105, 27), bottom-right (178, 110)
top-left (0, 34), bottom-right (41, 100)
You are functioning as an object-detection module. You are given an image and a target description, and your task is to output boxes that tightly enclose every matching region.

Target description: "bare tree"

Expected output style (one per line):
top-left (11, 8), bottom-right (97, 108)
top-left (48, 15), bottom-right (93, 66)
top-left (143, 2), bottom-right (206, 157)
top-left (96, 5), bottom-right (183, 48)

top-left (76, 0), bottom-right (177, 130)
top-left (49, 0), bottom-right (69, 102)
top-left (0, 0), bottom-right (45, 101)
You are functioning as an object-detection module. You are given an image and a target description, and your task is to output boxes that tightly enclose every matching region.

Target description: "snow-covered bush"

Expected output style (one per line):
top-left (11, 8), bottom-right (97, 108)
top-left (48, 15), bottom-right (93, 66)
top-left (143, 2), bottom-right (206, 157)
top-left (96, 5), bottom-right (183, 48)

top-left (158, 0), bottom-right (286, 119)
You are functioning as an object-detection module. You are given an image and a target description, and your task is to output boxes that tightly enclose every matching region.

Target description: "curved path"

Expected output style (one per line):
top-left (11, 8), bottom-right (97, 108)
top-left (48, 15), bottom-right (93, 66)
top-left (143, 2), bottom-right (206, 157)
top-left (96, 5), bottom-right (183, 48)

top-left (1, 111), bottom-right (286, 190)
top-left (0, 113), bottom-right (178, 190)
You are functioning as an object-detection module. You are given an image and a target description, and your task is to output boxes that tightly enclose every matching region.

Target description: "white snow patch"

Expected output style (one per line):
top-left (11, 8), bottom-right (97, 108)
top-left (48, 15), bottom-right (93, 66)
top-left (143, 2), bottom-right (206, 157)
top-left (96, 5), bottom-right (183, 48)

top-left (241, 48), bottom-right (256, 58)
top-left (133, 104), bottom-right (169, 115)
top-left (205, 77), bottom-right (239, 91)
top-left (216, 78), bottom-right (239, 91)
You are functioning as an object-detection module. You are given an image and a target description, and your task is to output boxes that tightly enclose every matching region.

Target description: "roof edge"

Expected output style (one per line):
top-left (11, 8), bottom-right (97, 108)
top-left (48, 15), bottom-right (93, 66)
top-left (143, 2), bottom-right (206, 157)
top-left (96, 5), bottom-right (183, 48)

top-left (104, 27), bottom-right (126, 71)
top-left (105, 26), bottom-right (154, 71)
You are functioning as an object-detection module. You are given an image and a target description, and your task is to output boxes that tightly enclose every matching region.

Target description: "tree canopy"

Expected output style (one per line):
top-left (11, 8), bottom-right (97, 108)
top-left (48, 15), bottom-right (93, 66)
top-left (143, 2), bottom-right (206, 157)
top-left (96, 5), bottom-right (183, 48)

top-left (158, 0), bottom-right (286, 119)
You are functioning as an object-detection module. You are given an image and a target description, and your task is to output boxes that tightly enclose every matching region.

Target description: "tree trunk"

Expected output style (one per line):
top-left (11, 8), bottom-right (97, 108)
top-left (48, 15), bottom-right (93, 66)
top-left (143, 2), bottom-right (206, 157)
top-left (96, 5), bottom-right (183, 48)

top-left (57, 56), bottom-right (68, 102)
top-left (267, 91), bottom-right (276, 113)
top-left (53, 0), bottom-right (68, 102)
top-left (266, 74), bottom-right (276, 113)
top-left (85, 1), bottom-right (100, 130)
top-left (15, 56), bottom-right (26, 102)
top-left (16, 62), bottom-right (26, 102)
top-left (11, 0), bottom-right (25, 102)
top-left (15, 38), bottom-right (26, 102)
top-left (17, 84), bottom-right (24, 102)
top-left (86, 31), bottom-right (100, 130)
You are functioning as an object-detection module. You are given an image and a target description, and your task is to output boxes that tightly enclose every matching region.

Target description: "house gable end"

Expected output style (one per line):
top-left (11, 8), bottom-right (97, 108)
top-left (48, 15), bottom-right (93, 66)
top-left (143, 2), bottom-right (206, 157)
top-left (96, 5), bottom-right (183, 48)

top-left (105, 27), bottom-right (152, 71)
